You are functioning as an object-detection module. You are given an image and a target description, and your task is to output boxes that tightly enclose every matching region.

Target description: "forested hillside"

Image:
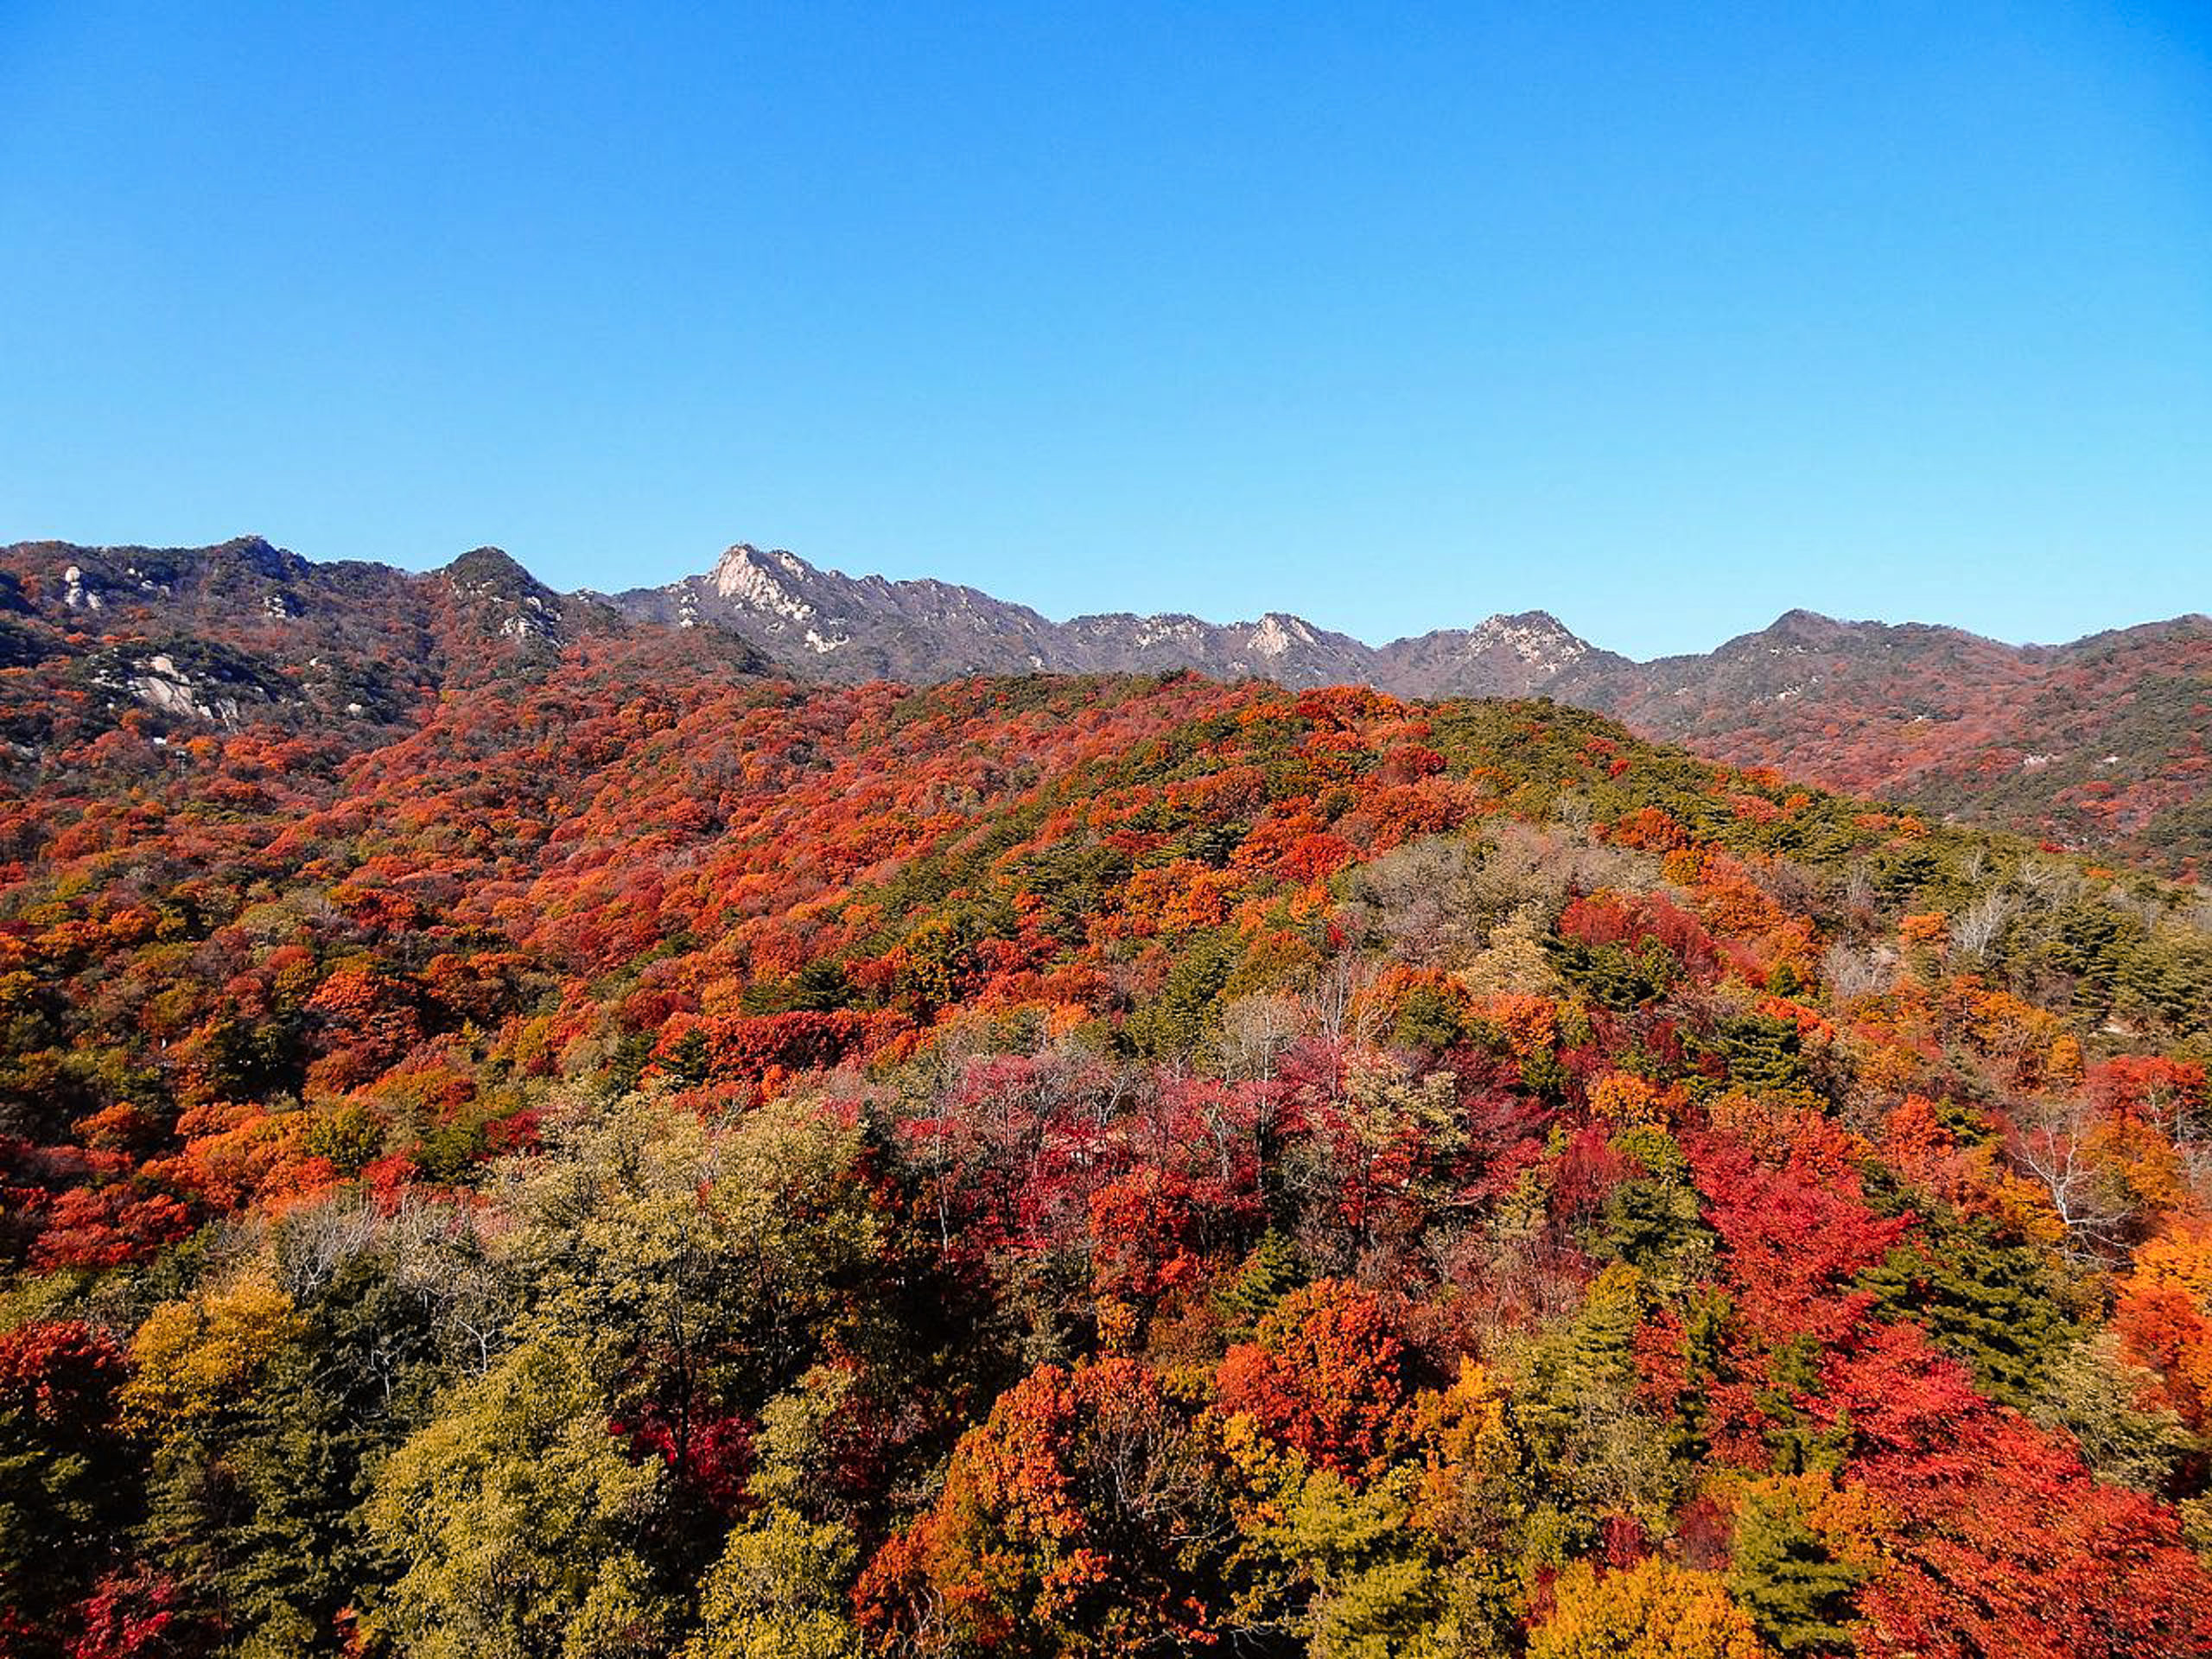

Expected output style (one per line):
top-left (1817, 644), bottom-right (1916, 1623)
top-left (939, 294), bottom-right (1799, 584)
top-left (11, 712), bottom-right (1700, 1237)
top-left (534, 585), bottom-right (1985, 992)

top-left (18, 535), bottom-right (2207, 874)
top-left (1551, 611), bottom-right (2212, 877)
top-left (602, 541), bottom-right (2212, 872)
top-left (4, 543), bottom-right (2212, 1657)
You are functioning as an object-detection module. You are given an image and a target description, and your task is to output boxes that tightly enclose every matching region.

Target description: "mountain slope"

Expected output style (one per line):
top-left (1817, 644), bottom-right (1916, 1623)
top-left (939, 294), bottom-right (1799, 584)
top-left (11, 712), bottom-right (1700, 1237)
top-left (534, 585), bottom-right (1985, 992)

top-left (5, 585), bottom-right (2212, 1656)
top-left (1554, 610), bottom-right (2212, 868)
top-left (0, 535), bottom-right (766, 761)
top-left (1373, 608), bottom-right (1620, 697)
top-left (608, 543), bottom-right (2212, 870)
top-left (10, 534), bottom-right (2209, 871)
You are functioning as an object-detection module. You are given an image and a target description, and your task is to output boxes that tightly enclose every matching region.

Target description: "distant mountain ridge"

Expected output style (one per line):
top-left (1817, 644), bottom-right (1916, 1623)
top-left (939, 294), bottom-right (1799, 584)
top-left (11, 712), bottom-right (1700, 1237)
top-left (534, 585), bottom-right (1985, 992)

top-left (0, 535), bottom-right (760, 747)
top-left (1546, 604), bottom-right (2212, 870)
top-left (6, 532), bottom-right (2209, 869)
top-left (590, 542), bottom-right (1613, 697)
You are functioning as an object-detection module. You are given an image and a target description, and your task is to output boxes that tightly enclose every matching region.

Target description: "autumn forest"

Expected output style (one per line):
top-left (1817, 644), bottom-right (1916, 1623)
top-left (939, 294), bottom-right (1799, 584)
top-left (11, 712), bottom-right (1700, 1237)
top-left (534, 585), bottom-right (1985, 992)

top-left (4, 540), bottom-right (2212, 1659)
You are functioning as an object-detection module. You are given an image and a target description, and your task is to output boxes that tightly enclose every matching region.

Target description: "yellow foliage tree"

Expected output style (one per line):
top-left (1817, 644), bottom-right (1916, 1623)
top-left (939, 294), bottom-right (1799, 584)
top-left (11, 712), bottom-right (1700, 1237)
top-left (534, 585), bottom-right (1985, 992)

top-left (1589, 1073), bottom-right (1666, 1130)
top-left (364, 1333), bottom-right (667, 1659)
top-left (1531, 1558), bottom-right (1770, 1659)
top-left (686, 1504), bottom-right (864, 1659)
top-left (122, 1274), bottom-right (298, 1435)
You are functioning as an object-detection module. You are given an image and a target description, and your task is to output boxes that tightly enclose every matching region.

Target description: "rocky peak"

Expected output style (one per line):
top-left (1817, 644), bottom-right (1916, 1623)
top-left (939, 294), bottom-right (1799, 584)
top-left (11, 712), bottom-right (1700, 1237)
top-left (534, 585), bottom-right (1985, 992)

top-left (710, 543), bottom-right (819, 618)
top-left (438, 547), bottom-right (568, 645)
top-left (207, 535), bottom-right (295, 579)
top-left (1370, 609), bottom-right (1608, 699)
top-left (1244, 613), bottom-right (1319, 658)
top-left (1760, 608), bottom-right (1858, 646)
top-left (441, 545), bottom-right (552, 599)
top-left (1468, 609), bottom-right (1594, 670)
top-left (611, 537), bottom-right (1618, 693)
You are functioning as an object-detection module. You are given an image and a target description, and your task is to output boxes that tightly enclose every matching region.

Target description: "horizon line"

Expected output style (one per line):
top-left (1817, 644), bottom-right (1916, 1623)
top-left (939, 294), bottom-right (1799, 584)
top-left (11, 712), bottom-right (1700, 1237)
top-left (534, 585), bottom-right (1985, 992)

top-left (11, 526), bottom-right (2210, 666)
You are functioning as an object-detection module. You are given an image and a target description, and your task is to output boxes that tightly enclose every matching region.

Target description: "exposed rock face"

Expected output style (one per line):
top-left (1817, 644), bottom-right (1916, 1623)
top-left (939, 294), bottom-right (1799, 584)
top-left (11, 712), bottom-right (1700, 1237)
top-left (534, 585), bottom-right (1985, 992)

top-left (597, 544), bottom-right (1065, 681)
top-left (1373, 611), bottom-right (1613, 697)
top-left (13, 535), bottom-right (397, 647)
top-left (0, 536), bottom-right (732, 753)
top-left (437, 546), bottom-right (606, 650)
top-left (124, 653), bottom-right (243, 726)
top-left (60, 565), bottom-right (103, 611)
top-left (14, 534), bottom-right (1614, 701)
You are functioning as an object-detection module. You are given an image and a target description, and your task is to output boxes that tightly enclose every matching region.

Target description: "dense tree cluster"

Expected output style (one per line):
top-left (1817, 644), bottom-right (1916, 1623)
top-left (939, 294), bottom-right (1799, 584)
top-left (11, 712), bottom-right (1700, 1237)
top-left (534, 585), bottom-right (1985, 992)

top-left (4, 590), bottom-right (2212, 1656)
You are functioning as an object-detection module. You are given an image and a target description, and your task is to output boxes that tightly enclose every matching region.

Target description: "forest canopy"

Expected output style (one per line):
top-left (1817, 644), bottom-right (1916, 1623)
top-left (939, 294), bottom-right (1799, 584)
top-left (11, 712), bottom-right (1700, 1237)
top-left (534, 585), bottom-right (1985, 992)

top-left (4, 594), bottom-right (2212, 1657)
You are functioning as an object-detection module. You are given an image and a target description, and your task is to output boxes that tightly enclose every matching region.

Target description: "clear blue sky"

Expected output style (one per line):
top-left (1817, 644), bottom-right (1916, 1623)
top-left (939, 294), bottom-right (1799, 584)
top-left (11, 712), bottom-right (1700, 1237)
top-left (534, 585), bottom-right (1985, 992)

top-left (1, 3), bottom-right (2206, 657)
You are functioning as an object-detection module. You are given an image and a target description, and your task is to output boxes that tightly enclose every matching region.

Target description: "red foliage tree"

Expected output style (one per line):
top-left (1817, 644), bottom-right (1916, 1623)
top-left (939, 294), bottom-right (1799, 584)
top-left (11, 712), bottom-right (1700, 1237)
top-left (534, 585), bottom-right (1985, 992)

top-left (1216, 1277), bottom-right (1411, 1478)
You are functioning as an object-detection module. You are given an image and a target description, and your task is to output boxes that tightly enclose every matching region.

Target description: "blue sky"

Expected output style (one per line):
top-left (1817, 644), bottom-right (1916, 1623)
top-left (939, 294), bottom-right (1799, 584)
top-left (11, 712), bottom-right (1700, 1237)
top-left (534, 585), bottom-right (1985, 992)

top-left (1, 2), bottom-right (2205, 657)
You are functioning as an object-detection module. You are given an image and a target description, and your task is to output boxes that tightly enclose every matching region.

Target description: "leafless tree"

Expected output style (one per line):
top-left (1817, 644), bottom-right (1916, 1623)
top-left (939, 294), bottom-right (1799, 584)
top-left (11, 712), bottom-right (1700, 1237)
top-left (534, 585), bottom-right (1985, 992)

top-left (385, 1197), bottom-right (515, 1375)
top-left (1748, 854), bottom-right (1821, 918)
top-left (1306, 952), bottom-right (1383, 1051)
top-left (1337, 836), bottom-right (1479, 966)
top-left (1822, 940), bottom-right (1892, 1003)
top-left (1952, 886), bottom-right (2020, 961)
top-left (1841, 864), bottom-right (1876, 921)
top-left (2016, 857), bottom-right (2081, 910)
top-left (1217, 991), bottom-right (1303, 1082)
top-left (275, 1198), bottom-right (386, 1300)
top-left (2131, 1067), bottom-right (2212, 1202)
top-left (2013, 1100), bottom-right (2137, 1267)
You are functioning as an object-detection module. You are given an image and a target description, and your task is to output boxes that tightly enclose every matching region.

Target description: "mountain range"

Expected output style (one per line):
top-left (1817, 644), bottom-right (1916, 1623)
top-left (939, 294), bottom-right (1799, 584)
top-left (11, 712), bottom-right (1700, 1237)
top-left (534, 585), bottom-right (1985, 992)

top-left (589, 542), bottom-right (1610, 697)
top-left (4, 533), bottom-right (2208, 869)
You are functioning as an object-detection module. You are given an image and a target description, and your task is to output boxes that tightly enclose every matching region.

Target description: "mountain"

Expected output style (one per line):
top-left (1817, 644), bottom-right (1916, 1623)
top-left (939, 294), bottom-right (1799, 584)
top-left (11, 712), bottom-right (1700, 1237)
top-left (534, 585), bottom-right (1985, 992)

top-left (0, 535), bottom-right (766, 755)
top-left (598, 543), bottom-right (1606, 696)
top-left (595, 543), bottom-right (1065, 680)
top-left (6, 575), bottom-right (2212, 1656)
top-left (10, 533), bottom-right (2209, 871)
top-left (1552, 609), bottom-right (2212, 870)
top-left (605, 543), bottom-right (2212, 871)
top-left (1371, 609), bottom-right (1619, 697)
